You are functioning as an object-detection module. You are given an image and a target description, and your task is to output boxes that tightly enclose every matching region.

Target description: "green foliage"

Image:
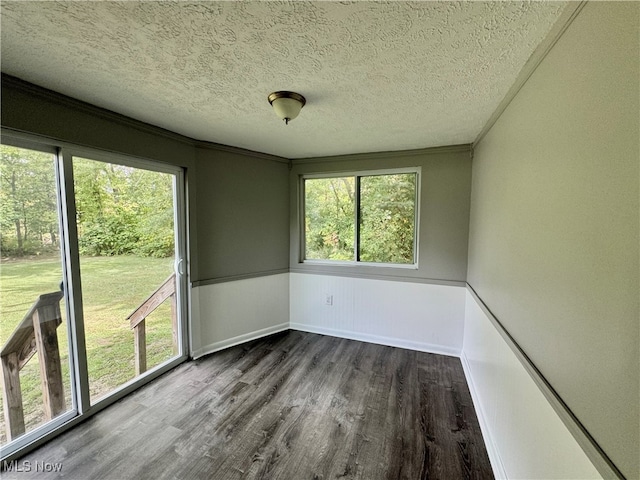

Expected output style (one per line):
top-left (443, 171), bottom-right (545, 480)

top-left (0, 146), bottom-right (175, 259)
top-left (77, 210), bottom-right (141, 256)
top-left (73, 157), bottom-right (175, 257)
top-left (359, 174), bottom-right (416, 264)
top-left (0, 146), bottom-right (59, 257)
top-left (304, 172), bottom-right (416, 264)
top-left (305, 177), bottom-right (355, 260)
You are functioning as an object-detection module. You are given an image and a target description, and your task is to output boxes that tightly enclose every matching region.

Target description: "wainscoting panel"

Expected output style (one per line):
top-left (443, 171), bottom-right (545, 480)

top-left (290, 273), bottom-right (466, 356)
top-left (192, 273), bottom-right (290, 358)
top-left (461, 289), bottom-right (601, 479)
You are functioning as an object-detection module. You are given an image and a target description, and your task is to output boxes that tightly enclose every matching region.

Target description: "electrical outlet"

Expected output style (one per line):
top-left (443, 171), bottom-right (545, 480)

top-left (325, 294), bottom-right (333, 306)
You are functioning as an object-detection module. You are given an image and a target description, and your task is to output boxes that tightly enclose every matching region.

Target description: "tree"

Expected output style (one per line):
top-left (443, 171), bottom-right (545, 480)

top-left (0, 147), bottom-right (175, 259)
top-left (0, 146), bottom-right (59, 256)
top-left (305, 177), bottom-right (355, 260)
top-left (359, 173), bottom-right (416, 263)
top-left (73, 158), bottom-right (174, 258)
top-left (304, 173), bottom-right (416, 264)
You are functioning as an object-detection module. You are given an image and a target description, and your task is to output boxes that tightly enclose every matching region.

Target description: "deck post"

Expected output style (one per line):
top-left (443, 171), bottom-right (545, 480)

top-left (1, 351), bottom-right (25, 441)
top-left (134, 321), bottom-right (147, 376)
top-left (32, 303), bottom-right (65, 420)
top-left (128, 273), bottom-right (177, 375)
top-left (0, 291), bottom-right (64, 440)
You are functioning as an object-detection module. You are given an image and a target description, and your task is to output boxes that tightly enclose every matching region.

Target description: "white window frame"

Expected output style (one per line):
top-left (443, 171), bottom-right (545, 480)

top-left (301, 167), bottom-right (421, 269)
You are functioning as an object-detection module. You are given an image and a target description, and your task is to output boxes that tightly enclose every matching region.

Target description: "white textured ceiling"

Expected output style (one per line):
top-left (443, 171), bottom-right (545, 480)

top-left (1, 1), bottom-right (567, 159)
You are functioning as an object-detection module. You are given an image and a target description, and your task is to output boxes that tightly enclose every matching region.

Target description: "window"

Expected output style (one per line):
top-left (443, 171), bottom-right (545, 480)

top-left (303, 169), bottom-right (419, 265)
top-left (0, 136), bottom-right (189, 461)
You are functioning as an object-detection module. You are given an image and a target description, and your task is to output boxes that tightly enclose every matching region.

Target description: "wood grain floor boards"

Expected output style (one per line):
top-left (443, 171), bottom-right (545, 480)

top-left (2, 331), bottom-right (493, 480)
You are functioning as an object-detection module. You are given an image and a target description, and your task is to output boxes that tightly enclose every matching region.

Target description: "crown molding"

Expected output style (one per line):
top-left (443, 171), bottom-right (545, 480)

top-left (473, 1), bottom-right (588, 148)
top-left (2, 73), bottom-right (195, 146)
top-left (292, 144), bottom-right (472, 165)
top-left (2, 74), bottom-right (468, 165)
top-left (194, 140), bottom-right (289, 164)
top-left (2, 74), bottom-right (290, 164)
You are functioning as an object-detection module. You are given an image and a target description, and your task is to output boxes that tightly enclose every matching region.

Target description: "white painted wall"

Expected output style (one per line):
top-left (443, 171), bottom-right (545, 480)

top-left (461, 289), bottom-right (601, 480)
top-left (190, 273), bottom-right (603, 479)
top-left (191, 273), bottom-right (290, 359)
top-left (289, 273), bottom-right (466, 356)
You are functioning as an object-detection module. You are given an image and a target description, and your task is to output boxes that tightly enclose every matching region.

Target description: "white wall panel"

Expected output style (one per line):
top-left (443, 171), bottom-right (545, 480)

top-left (192, 274), bottom-right (289, 358)
top-left (462, 290), bottom-right (601, 480)
top-left (290, 273), bottom-right (465, 356)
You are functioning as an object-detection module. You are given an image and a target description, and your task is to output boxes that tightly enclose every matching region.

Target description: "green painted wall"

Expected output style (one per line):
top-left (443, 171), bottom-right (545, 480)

top-left (195, 146), bottom-right (289, 282)
top-left (467, 3), bottom-right (639, 477)
top-left (1, 76), bottom-right (195, 166)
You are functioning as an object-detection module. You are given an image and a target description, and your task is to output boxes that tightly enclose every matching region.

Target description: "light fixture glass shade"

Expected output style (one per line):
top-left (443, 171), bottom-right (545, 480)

top-left (268, 91), bottom-right (306, 124)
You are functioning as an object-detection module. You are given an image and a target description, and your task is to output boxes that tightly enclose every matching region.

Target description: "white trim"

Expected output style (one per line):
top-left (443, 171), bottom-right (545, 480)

top-left (290, 323), bottom-right (460, 358)
top-left (192, 323), bottom-right (290, 360)
top-left (302, 259), bottom-right (418, 269)
top-left (0, 131), bottom-right (57, 154)
top-left (460, 351), bottom-right (508, 480)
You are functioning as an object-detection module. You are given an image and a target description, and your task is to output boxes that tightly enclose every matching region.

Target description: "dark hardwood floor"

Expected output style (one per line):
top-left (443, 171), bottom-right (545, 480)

top-left (3, 331), bottom-right (494, 480)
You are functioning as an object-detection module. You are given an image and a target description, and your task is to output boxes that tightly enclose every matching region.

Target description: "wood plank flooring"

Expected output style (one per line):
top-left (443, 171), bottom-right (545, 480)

top-left (2, 331), bottom-right (494, 480)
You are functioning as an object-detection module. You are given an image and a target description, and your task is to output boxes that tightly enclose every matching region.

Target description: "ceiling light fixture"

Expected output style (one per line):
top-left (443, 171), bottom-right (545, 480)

top-left (268, 91), bottom-right (306, 125)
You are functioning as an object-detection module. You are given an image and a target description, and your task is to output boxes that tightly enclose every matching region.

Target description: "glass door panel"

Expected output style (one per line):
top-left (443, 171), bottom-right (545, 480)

top-left (72, 157), bottom-right (181, 405)
top-left (0, 145), bottom-right (74, 445)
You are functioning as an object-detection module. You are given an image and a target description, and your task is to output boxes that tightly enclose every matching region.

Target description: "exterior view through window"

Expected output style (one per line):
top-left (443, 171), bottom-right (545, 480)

top-left (304, 170), bottom-right (418, 264)
top-left (0, 143), bottom-right (186, 454)
top-left (73, 157), bottom-right (179, 405)
top-left (0, 145), bottom-right (74, 444)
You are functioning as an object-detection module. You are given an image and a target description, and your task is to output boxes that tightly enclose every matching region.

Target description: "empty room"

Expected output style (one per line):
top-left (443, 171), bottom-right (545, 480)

top-left (0, 1), bottom-right (637, 479)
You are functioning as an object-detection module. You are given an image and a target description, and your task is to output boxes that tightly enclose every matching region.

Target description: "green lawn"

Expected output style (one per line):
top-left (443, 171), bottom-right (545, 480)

top-left (0, 255), bottom-right (176, 444)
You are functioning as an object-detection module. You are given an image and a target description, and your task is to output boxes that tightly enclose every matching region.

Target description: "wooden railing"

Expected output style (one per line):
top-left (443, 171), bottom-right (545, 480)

top-left (1, 291), bottom-right (65, 441)
top-left (127, 273), bottom-right (177, 376)
top-left (1, 277), bottom-right (177, 441)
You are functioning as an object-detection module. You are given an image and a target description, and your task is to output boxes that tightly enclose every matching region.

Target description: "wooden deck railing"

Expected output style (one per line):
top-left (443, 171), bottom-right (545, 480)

top-left (1, 291), bottom-right (65, 441)
top-left (1, 277), bottom-right (177, 441)
top-left (127, 273), bottom-right (177, 376)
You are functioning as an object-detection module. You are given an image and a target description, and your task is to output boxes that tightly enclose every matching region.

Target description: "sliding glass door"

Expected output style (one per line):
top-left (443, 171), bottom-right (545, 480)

top-left (0, 144), bottom-right (75, 446)
top-left (0, 138), bottom-right (188, 458)
top-left (72, 155), bottom-right (184, 405)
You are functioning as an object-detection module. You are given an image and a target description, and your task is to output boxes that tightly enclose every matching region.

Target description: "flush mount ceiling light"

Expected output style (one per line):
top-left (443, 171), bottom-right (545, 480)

top-left (268, 91), bottom-right (306, 125)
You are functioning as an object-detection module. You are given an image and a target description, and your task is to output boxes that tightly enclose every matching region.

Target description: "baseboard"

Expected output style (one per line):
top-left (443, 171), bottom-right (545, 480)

top-left (460, 351), bottom-right (507, 480)
top-left (290, 322), bottom-right (461, 357)
top-left (192, 322), bottom-right (290, 359)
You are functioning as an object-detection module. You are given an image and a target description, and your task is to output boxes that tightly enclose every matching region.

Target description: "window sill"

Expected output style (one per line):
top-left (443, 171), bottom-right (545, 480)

top-left (301, 259), bottom-right (419, 270)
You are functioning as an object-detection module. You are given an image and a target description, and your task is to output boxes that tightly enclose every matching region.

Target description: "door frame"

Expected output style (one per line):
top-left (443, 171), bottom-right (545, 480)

top-left (0, 130), bottom-right (191, 462)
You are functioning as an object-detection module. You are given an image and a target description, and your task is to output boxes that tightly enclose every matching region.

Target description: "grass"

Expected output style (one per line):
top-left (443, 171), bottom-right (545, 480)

top-left (0, 254), bottom-right (176, 444)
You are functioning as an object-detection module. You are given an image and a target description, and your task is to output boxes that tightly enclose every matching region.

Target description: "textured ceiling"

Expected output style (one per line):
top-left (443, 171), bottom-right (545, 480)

top-left (1, 1), bottom-right (567, 159)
